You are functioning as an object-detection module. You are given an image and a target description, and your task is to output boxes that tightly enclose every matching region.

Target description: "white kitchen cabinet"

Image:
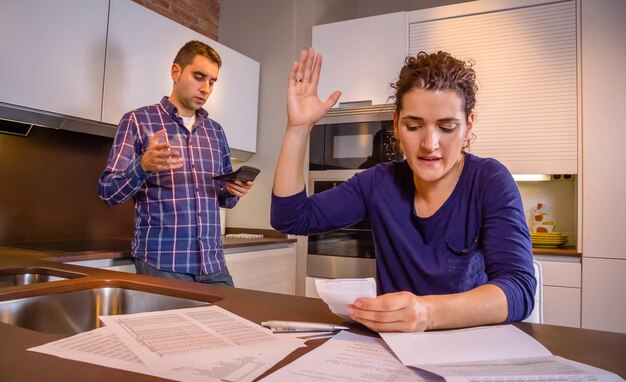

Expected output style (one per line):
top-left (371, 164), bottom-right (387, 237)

top-left (544, 286), bottom-right (581, 328)
top-left (0, 0), bottom-right (109, 121)
top-left (65, 258), bottom-right (136, 273)
top-left (537, 258), bottom-right (581, 328)
top-left (308, 256), bottom-right (583, 327)
top-left (312, 12), bottom-right (406, 107)
top-left (580, 0), bottom-right (626, 334)
top-left (305, 276), bottom-right (331, 298)
top-left (103, 0), bottom-right (259, 157)
top-left (581, 258), bottom-right (626, 333)
top-left (225, 245), bottom-right (296, 295)
top-left (407, 0), bottom-right (578, 175)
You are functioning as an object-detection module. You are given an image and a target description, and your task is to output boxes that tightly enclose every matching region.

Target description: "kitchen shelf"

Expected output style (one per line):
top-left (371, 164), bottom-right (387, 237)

top-left (532, 246), bottom-right (580, 257)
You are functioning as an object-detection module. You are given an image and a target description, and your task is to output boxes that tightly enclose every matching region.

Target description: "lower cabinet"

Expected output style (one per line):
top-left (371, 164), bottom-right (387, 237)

top-left (537, 257), bottom-right (582, 328)
top-left (581, 257), bottom-right (626, 333)
top-left (65, 258), bottom-right (136, 273)
top-left (544, 286), bottom-right (581, 328)
top-left (305, 276), bottom-right (330, 299)
top-left (306, 257), bottom-right (583, 328)
top-left (225, 246), bottom-right (296, 295)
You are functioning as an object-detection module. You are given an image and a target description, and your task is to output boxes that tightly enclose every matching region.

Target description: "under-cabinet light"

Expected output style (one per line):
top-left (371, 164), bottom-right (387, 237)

top-left (512, 174), bottom-right (551, 182)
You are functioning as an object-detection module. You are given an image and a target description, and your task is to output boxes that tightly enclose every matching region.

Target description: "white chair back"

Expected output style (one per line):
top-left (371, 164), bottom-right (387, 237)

top-left (523, 259), bottom-right (544, 324)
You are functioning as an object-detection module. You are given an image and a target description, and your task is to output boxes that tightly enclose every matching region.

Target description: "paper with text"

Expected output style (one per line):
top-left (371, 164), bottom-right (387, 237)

top-left (259, 330), bottom-right (442, 382)
top-left (415, 355), bottom-right (624, 382)
top-left (381, 325), bottom-right (624, 381)
top-left (28, 326), bottom-right (301, 382)
top-left (315, 278), bottom-right (377, 321)
top-left (98, 305), bottom-right (303, 371)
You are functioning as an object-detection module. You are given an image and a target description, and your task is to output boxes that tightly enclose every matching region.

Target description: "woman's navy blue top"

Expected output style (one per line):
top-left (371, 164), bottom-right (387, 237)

top-left (271, 153), bottom-right (535, 322)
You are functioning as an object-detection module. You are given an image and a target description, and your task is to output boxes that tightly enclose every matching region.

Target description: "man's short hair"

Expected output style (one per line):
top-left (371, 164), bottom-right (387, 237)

top-left (174, 40), bottom-right (222, 69)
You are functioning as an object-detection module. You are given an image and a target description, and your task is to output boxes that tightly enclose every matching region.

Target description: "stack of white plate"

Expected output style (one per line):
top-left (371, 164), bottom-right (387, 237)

top-left (530, 232), bottom-right (568, 248)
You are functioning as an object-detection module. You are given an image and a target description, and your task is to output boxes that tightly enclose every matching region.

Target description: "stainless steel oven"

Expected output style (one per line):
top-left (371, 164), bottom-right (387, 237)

top-left (307, 172), bottom-right (376, 279)
top-left (306, 104), bottom-right (401, 280)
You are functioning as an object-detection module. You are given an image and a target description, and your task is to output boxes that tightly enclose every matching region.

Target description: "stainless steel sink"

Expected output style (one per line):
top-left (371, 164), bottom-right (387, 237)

top-left (0, 267), bottom-right (83, 288)
top-left (0, 287), bottom-right (213, 335)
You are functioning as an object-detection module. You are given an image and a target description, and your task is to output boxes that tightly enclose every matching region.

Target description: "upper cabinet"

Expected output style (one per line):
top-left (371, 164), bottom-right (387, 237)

top-left (407, 0), bottom-right (578, 175)
top-left (312, 0), bottom-right (578, 175)
top-left (0, 0), bottom-right (109, 121)
top-left (0, 0), bottom-right (259, 157)
top-left (104, 0), bottom-right (259, 156)
top-left (312, 12), bottom-right (406, 107)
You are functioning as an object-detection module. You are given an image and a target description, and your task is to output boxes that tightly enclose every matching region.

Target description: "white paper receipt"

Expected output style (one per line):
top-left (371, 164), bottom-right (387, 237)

top-left (315, 278), bottom-right (377, 322)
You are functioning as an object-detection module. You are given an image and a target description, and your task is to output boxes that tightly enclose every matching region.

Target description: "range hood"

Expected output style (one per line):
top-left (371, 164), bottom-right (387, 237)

top-left (0, 102), bottom-right (117, 138)
top-left (0, 101), bottom-right (255, 161)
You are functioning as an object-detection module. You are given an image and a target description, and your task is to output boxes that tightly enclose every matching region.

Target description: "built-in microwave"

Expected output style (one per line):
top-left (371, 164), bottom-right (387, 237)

top-left (309, 104), bottom-right (402, 171)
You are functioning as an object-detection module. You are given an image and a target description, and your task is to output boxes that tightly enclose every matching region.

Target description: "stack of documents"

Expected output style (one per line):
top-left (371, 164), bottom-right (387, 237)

top-left (260, 327), bottom-right (623, 382)
top-left (271, 276), bottom-right (623, 382)
top-left (28, 305), bottom-right (308, 382)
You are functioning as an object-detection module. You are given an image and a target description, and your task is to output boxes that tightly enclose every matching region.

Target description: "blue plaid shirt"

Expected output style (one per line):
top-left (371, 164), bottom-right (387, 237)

top-left (98, 97), bottom-right (238, 275)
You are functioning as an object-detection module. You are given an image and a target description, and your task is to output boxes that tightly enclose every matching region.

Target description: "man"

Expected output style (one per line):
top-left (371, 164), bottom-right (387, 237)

top-left (98, 40), bottom-right (253, 285)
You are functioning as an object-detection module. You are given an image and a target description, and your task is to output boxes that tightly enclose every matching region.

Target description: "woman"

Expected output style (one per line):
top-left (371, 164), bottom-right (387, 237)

top-left (271, 48), bottom-right (535, 332)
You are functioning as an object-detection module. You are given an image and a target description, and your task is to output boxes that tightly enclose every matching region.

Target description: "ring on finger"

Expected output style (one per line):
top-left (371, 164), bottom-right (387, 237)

top-left (295, 78), bottom-right (303, 82)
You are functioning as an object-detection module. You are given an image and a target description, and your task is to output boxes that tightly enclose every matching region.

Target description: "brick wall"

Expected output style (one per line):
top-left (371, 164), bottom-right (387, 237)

top-left (132, 0), bottom-right (219, 41)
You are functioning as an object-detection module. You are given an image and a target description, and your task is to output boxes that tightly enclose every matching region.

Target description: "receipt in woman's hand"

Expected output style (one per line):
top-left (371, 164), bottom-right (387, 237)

top-left (314, 278), bottom-right (377, 322)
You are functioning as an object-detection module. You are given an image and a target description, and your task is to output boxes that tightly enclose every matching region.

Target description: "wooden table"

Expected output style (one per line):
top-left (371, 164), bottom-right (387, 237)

top-left (0, 253), bottom-right (624, 381)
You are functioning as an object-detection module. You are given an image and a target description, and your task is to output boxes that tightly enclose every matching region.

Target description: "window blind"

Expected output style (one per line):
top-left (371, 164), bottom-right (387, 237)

top-left (408, 0), bottom-right (577, 174)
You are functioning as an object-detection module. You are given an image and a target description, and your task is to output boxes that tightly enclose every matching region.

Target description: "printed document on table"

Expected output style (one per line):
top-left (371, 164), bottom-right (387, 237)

top-left (381, 325), bottom-right (551, 366)
top-left (381, 325), bottom-right (624, 382)
top-left (418, 355), bottom-right (625, 382)
top-left (98, 305), bottom-right (304, 372)
top-left (28, 326), bottom-right (300, 382)
top-left (315, 277), bottom-right (376, 321)
top-left (259, 330), bottom-right (442, 382)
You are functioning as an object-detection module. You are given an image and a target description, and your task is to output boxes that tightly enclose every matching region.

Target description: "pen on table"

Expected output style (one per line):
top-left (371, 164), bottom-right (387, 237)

top-left (261, 320), bottom-right (349, 332)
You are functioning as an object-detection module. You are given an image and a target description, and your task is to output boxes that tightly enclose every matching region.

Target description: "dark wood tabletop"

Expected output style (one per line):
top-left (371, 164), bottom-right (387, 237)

top-left (0, 248), bottom-right (623, 381)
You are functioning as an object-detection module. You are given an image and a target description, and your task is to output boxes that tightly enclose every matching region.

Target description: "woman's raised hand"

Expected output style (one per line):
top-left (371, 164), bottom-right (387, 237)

top-left (287, 48), bottom-right (341, 131)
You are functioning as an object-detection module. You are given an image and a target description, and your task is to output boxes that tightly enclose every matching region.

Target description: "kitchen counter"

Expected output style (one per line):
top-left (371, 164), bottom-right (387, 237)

top-left (0, 248), bottom-right (624, 380)
top-left (0, 229), bottom-right (296, 264)
top-left (532, 246), bottom-right (581, 257)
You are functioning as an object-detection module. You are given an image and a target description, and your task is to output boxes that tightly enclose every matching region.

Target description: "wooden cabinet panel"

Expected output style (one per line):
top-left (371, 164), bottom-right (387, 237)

top-left (580, 0), bottom-right (626, 334)
top-left (535, 258), bottom-right (581, 327)
top-left (581, 0), bottom-right (626, 261)
top-left (313, 12), bottom-right (406, 107)
top-left (225, 247), bottom-right (296, 295)
top-left (104, 0), bottom-right (259, 155)
top-left (540, 261), bottom-right (581, 288)
top-left (544, 285), bottom-right (581, 328)
top-left (305, 276), bottom-right (332, 299)
top-left (0, 0), bottom-right (108, 120)
top-left (582, 258), bottom-right (626, 333)
top-left (407, 1), bottom-right (578, 175)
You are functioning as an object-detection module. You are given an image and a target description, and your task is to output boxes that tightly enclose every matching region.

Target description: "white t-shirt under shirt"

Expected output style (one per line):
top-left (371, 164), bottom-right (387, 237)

top-left (182, 115), bottom-right (196, 131)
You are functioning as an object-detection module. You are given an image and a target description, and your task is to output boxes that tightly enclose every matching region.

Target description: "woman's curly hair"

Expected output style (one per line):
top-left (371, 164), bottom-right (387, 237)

top-left (391, 51), bottom-right (478, 118)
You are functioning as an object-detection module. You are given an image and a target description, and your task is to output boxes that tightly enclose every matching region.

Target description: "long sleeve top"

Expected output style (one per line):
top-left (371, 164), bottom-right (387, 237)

top-left (98, 97), bottom-right (238, 275)
top-left (271, 153), bottom-right (535, 322)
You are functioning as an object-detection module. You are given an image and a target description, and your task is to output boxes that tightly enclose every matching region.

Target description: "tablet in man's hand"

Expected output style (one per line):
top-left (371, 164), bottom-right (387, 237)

top-left (213, 166), bottom-right (260, 182)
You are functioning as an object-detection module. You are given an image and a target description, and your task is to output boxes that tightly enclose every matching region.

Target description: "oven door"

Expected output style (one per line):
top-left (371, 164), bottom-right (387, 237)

top-left (307, 228), bottom-right (376, 279)
top-left (306, 178), bottom-right (376, 279)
